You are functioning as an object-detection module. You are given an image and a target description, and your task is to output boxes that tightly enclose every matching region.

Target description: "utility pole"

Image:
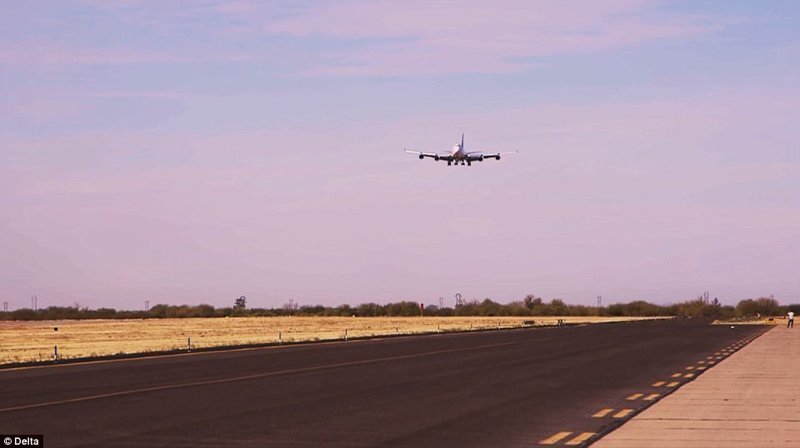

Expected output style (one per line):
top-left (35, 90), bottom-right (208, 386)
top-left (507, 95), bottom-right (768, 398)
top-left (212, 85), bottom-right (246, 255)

top-left (3, 301), bottom-right (7, 312)
top-left (145, 300), bottom-right (150, 311)
top-left (455, 293), bottom-right (463, 308)
top-left (597, 295), bottom-right (602, 315)
top-left (439, 297), bottom-right (444, 309)
top-left (31, 295), bottom-right (38, 311)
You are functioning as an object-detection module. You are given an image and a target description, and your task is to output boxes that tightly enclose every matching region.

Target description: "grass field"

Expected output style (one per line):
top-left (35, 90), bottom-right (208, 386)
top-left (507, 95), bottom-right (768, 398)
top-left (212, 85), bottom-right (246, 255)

top-left (0, 316), bottom-right (664, 364)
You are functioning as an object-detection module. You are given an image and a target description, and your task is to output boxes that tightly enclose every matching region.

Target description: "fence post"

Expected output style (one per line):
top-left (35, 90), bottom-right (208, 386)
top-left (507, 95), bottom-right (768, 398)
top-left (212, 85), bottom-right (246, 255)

top-left (279, 332), bottom-right (282, 345)
top-left (345, 329), bottom-right (348, 341)
top-left (54, 345), bottom-right (58, 362)
top-left (187, 337), bottom-right (191, 351)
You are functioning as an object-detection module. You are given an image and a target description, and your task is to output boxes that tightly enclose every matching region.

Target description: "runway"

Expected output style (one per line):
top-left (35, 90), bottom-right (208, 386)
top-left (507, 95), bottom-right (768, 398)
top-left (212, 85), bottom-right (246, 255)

top-left (0, 319), bottom-right (765, 447)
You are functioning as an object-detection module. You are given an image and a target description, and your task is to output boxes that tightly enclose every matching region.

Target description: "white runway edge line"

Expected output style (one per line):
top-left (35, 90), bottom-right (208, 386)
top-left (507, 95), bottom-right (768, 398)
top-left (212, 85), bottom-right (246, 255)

top-left (0, 341), bottom-right (517, 413)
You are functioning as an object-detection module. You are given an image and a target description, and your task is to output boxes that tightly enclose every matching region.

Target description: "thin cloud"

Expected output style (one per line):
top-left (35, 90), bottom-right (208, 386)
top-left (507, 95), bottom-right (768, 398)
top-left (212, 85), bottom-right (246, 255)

top-left (0, 40), bottom-right (195, 66)
top-left (84, 90), bottom-right (189, 100)
top-left (0, 1), bottom-right (735, 74)
top-left (262, 0), bottom-right (732, 76)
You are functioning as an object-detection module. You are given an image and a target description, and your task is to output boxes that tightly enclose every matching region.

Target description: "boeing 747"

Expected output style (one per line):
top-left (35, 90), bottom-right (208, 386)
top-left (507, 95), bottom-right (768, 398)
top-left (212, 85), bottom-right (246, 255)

top-left (405, 134), bottom-right (517, 166)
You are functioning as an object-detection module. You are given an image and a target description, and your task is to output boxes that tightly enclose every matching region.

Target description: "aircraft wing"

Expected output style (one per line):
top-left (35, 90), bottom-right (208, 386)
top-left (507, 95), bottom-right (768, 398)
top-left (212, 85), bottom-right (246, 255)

top-left (466, 150), bottom-right (518, 161)
top-left (404, 149), bottom-right (452, 161)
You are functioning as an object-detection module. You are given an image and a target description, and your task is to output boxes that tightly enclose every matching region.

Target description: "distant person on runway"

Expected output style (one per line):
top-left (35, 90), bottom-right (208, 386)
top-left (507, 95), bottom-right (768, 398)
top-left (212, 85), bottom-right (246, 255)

top-left (788, 311), bottom-right (794, 328)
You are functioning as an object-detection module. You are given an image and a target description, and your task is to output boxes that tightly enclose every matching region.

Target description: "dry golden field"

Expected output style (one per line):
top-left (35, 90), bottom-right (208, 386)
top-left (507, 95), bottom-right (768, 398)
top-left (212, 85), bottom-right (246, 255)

top-left (0, 316), bottom-right (663, 364)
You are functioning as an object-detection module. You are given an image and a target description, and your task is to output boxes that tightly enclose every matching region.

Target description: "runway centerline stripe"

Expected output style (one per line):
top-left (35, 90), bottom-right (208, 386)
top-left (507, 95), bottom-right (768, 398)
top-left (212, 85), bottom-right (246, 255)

top-left (652, 381), bottom-right (665, 387)
top-left (643, 393), bottom-right (660, 401)
top-left (0, 341), bottom-right (517, 413)
top-left (540, 431), bottom-right (572, 445)
top-left (626, 393), bottom-right (643, 401)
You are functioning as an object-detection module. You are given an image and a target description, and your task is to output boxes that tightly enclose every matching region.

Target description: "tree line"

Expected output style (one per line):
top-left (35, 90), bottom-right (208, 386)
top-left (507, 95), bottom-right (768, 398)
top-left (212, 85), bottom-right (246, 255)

top-left (0, 295), bottom-right (796, 321)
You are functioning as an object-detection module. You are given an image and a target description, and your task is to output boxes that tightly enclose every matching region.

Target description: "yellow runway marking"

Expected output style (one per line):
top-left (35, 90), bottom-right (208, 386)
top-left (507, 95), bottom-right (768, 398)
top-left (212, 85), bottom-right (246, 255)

top-left (566, 433), bottom-right (595, 446)
top-left (684, 373), bottom-right (695, 378)
top-left (643, 393), bottom-right (660, 401)
top-left (626, 393), bottom-right (643, 400)
top-left (0, 341), bottom-right (516, 413)
top-left (613, 409), bottom-right (634, 418)
top-left (671, 373), bottom-right (682, 378)
top-left (667, 381), bottom-right (680, 387)
top-left (698, 360), bottom-right (706, 364)
top-left (708, 361), bottom-right (716, 364)
top-left (706, 356), bottom-right (714, 359)
top-left (540, 432), bottom-right (572, 445)
top-left (593, 408), bottom-right (614, 418)
top-left (652, 381), bottom-right (666, 387)
top-left (697, 366), bottom-right (707, 370)
top-left (686, 366), bottom-right (695, 370)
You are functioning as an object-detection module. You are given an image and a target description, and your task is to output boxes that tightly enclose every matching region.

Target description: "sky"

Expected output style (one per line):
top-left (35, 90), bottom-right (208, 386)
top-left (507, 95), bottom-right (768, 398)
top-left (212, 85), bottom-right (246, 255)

top-left (1, 1), bottom-right (798, 310)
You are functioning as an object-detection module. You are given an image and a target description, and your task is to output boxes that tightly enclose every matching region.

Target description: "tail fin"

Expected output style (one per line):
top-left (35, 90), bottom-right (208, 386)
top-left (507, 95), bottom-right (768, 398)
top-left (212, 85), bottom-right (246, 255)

top-left (461, 133), bottom-right (464, 149)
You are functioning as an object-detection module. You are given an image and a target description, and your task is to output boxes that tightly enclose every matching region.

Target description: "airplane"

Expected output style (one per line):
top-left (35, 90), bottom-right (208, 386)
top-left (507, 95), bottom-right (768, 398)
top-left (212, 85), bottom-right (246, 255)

top-left (404, 134), bottom-right (517, 166)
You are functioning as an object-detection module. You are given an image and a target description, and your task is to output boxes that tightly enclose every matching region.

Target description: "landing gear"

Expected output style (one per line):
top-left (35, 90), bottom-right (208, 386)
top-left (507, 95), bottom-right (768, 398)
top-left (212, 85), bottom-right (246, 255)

top-left (447, 161), bottom-right (452, 166)
top-left (467, 161), bottom-right (471, 166)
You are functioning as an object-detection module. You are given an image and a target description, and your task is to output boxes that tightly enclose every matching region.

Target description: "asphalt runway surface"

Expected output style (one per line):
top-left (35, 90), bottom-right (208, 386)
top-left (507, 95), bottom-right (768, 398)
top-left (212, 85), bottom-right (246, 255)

top-left (0, 319), bottom-right (767, 448)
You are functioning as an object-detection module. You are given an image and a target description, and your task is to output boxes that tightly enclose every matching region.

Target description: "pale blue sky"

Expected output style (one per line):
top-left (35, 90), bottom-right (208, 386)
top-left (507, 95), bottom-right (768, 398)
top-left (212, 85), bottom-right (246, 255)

top-left (1, 1), bottom-right (798, 309)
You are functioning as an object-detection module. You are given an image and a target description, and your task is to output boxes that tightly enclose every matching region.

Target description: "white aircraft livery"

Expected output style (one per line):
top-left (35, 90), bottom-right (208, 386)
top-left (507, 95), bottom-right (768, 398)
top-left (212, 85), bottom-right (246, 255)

top-left (405, 134), bottom-right (517, 166)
